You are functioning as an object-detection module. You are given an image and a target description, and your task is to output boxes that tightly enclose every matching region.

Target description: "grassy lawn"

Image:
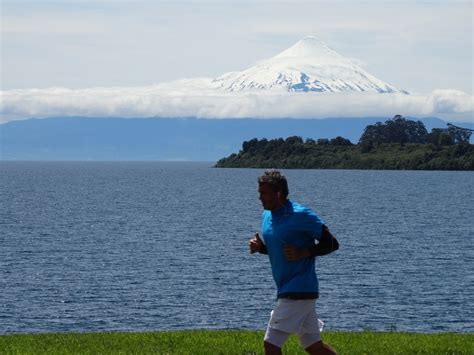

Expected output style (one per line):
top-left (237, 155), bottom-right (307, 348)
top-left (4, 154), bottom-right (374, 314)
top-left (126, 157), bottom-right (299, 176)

top-left (1, 330), bottom-right (473, 354)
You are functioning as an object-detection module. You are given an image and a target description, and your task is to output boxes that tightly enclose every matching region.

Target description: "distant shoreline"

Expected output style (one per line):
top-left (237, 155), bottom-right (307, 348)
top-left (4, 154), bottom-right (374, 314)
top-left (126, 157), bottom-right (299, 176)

top-left (215, 142), bottom-right (474, 171)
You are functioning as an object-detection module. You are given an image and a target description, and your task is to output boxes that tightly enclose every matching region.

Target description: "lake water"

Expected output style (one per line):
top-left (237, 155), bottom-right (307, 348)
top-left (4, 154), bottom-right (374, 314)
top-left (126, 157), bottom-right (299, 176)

top-left (0, 162), bottom-right (473, 334)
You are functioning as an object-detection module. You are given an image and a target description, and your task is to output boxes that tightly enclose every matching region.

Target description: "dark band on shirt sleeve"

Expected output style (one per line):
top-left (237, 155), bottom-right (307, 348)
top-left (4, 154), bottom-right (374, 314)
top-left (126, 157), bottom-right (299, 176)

top-left (308, 225), bottom-right (339, 257)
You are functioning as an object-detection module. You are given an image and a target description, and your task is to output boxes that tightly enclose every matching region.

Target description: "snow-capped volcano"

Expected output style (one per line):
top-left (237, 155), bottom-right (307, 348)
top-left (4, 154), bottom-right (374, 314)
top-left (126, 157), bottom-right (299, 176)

top-left (213, 36), bottom-right (407, 94)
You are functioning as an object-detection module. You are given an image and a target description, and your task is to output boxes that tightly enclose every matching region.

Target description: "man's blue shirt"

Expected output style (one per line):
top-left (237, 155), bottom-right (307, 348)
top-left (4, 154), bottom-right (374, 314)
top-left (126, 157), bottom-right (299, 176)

top-left (261, 200), bottom-right (325, 298)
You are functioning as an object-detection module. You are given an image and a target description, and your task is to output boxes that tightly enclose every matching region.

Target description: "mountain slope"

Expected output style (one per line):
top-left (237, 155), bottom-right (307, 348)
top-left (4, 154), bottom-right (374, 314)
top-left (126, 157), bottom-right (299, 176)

top-left (212, 36), bottom-right (406, 94)
top-left (1, 116), bottom-right (466, 161)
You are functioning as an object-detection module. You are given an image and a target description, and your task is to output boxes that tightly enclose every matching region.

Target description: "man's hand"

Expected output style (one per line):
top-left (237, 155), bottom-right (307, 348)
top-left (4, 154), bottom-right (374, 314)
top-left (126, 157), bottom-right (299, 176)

top-left (249, 232), bottom-right (263, 254)
top-left (283, 245), bottom-right (310, 261)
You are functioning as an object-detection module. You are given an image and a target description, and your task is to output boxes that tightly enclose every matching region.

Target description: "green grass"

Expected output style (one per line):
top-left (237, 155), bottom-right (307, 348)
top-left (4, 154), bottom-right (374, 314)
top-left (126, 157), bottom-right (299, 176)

top-left (1, 330), bottom-right (473, 354)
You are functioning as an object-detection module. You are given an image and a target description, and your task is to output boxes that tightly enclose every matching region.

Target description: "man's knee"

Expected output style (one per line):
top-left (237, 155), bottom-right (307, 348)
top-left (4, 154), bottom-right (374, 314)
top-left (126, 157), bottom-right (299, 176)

top-left (264, 327), bottom-right (290, 349)
top-left (305, 340), bottom-right (337, 355)
top-left (264, 340), bottom-right (282, 355)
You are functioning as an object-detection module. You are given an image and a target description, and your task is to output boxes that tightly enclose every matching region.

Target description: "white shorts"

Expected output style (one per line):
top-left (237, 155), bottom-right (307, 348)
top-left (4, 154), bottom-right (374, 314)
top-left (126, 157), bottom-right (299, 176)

top-left (264, 298), bottom-right (323, 349)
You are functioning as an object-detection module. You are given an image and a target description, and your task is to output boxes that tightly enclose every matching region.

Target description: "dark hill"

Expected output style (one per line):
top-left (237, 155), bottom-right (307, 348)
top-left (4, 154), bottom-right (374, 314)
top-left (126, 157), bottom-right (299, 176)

top-left (1, 116), bottom-right (471, 161)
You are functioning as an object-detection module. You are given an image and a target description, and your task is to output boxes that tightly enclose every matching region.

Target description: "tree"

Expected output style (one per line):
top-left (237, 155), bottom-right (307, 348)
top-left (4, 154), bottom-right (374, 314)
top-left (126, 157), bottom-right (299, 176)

top-left (330, 136), bottom-right (353, 146)
top-left (359, 115), bottom-right (428, 144)
top-left (360, 139), bottom-right (373, 153)
top-left (447, 124), bottom-right (473, 144)
top-left (358, 121), bottom-right (385, 144)
top-left (427, 129), bottom-right (454, 146)
top-left (242, 138), bottom-right (259, 153)
top-left (285, 136), bottom-right (304, 144)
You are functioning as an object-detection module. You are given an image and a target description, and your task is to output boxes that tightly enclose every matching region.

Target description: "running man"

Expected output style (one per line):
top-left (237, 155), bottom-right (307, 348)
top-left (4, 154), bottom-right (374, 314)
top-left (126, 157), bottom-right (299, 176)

top-left (249, 169), bottom-right (339, 355)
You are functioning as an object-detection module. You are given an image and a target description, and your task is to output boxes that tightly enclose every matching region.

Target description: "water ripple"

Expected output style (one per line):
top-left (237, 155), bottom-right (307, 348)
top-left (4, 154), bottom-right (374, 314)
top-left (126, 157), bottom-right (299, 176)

top-left (0, 162), bottom-right (473, 333)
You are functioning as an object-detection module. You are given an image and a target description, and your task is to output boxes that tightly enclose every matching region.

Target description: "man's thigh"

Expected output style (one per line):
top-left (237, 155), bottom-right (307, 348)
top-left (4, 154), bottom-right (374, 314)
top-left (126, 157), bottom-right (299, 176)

top-left (264, 299), bottom-right (319, 348)
top-left (297, 306), bottom-right (321, 348)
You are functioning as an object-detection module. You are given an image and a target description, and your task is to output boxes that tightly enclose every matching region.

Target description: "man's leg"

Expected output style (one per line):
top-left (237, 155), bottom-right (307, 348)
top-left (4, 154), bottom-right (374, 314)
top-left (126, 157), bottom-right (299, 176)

top-left (264, 340), bottom-right (282, 355)
top-left (304, 340), bottom-right (337, 355)
top-left (297, 301), bottom-right (336, 354)
top-left (264, 327), bottom-right (290, 355)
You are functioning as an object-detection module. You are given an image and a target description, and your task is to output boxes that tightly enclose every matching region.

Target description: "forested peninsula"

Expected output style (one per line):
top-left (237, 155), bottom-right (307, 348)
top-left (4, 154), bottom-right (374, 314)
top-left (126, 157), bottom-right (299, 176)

top-left (215, 116), bottom-right (474, 170)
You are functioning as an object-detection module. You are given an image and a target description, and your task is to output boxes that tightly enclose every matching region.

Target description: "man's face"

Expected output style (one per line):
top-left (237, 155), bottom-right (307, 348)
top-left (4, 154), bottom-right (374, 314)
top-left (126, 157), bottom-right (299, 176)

top-left (258, 183), bottom-right (280, 211)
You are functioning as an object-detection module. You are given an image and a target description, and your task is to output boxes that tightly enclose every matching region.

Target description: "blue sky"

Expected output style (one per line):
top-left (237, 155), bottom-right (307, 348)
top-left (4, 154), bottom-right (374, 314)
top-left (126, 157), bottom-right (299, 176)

top-left (1, 0), bottom-right (472, 122)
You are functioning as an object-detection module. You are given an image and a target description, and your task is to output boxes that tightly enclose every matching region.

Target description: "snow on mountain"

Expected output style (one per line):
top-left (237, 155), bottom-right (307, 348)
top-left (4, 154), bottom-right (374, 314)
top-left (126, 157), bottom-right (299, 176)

top-left (212, 36), bottom-right (407, 94)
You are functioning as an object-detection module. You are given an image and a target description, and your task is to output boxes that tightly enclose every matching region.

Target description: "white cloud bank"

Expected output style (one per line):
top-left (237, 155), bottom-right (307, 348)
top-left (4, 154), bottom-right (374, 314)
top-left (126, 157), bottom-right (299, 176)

top-left (1, 80), bottom-right (473, 124)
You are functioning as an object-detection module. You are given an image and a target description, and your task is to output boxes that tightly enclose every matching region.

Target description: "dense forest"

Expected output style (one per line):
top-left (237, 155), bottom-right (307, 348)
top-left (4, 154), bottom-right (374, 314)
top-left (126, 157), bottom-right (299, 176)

top-left (215, 115), bottom-right (474, 170)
